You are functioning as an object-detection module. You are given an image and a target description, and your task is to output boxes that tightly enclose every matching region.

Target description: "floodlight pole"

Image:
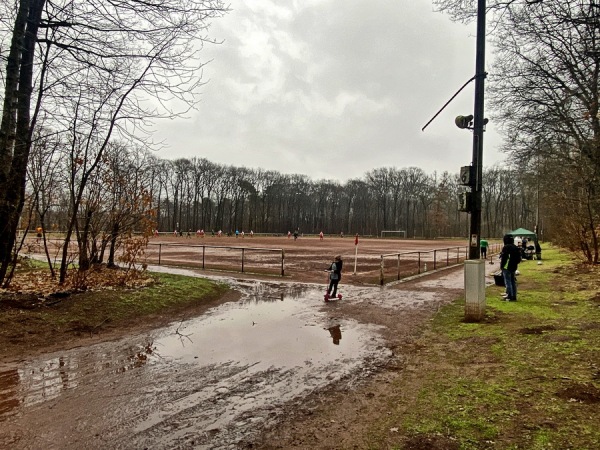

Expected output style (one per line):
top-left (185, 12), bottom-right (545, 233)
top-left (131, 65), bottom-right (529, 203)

top-left (469, 0), bottom-right (486, 259)
top-left (464, 0), bottom-right (487, 322)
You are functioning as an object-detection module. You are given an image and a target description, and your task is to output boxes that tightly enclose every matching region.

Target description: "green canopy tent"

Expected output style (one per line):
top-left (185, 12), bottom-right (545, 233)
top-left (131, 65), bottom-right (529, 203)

top-left (508, 228), bottom-right (537, 239)
top-left (508, 227), bottom-right (541, 259)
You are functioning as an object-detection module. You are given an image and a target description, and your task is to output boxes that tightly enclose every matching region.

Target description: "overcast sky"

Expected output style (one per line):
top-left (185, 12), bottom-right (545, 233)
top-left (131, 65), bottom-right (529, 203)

top-left (154, 0), bottom-right (506, 182)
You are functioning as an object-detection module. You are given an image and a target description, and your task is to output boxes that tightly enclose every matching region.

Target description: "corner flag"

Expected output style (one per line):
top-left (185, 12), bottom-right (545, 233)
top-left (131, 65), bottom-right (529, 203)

top-left (353, 234), bottom-right (359, 274)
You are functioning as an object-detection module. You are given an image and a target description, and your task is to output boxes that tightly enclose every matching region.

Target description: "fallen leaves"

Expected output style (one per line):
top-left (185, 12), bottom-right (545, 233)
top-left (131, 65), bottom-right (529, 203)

top-left (0, 264), bottom-right (156, 302)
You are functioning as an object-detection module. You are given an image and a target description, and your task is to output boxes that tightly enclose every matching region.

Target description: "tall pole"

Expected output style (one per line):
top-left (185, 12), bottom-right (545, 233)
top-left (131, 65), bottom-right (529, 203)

top-left (464, 0), bottom-right (487, 322)
top-left (469, 0), bottom-right (486, 260)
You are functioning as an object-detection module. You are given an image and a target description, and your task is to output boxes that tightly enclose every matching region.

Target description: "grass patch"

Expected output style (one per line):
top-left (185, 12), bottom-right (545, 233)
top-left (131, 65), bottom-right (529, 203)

top-left (0, 271), bottom-right (229, 355)
top-left (365, 244), bottom-right (600, 449)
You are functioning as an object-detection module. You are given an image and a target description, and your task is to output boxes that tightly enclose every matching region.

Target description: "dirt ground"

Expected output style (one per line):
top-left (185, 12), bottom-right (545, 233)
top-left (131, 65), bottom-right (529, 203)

top-left (25, 233), bottom-right (476, 285)
top-left (246, 263), bottom-right (472, 449)
top-left (2, 236), bottom-right (493, 449)
top-left (143, 234), bottom-right (475, 284)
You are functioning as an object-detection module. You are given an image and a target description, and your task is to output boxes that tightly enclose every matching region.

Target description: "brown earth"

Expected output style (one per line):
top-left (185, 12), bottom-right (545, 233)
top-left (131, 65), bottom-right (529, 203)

top-left (143, 234), bottom-right (481, 283)
top-left (3, 235), bottom-right (471, 359)
top-left (2, 236), bottom-right (493, 448)
top-left (246, 264), bottom-right (470, 449)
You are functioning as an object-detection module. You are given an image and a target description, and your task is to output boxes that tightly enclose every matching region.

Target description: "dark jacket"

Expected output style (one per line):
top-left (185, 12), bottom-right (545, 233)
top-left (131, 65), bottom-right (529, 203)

top-left (500, 235), bottom-right (521, 272)
top-left (328, 260), bottom-right (343, 280)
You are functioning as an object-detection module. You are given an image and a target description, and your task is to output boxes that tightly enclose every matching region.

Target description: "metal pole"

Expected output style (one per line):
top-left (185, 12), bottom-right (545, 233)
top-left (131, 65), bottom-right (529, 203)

top-left (158, 244), bottom-right (161, 265)
top-left (380, 255), bottom-right (384, 286)
top-left (397, 254), bottom-right (400, 280)
top-left (469, 0), bottom-right (486, 260)
top-left (202, 246), bottom-right (205, 269)
top-left (465, 15), bottom-right (489, 326)
top-left (241, 248), bottom-right (245, 273)
top-left (281, 249), bottom-right (285, 276)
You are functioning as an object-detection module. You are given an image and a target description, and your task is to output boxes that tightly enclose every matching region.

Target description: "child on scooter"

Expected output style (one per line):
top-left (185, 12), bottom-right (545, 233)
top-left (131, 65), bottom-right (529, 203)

top-left (325, 255), bottom-right (343, 300)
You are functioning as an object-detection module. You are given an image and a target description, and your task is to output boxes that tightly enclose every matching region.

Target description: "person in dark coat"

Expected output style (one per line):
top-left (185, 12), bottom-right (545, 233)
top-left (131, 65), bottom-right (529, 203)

top-left (500, 234), bottom-right (521, 301)
top-left (325, 255), bottom-right (343, 299)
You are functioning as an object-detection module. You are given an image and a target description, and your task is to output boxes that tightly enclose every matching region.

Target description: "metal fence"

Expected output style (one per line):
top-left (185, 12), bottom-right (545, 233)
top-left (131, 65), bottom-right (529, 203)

top-left (146, 243), bottom-right (285, 276)
top-left (21, 239), bottom-right (286, 277)
top-left (379, 243), bottom-right (501, 285)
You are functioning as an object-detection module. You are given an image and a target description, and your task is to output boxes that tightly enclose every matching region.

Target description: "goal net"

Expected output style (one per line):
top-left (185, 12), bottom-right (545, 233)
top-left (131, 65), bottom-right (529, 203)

top-left (380, 230), bottom-right (407, 238)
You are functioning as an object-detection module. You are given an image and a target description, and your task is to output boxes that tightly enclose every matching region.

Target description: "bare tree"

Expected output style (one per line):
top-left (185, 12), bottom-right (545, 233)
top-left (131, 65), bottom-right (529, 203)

top-left (0, 0), bottom-right (46, 282)
top-left (27, 127), bottom-right (63, 278)
top-left (366, 168), bottom-right (392, 232)
top-left (488, 0), bottom-right (600, 260)
top-left (0, 0), bottom-right (228, 284)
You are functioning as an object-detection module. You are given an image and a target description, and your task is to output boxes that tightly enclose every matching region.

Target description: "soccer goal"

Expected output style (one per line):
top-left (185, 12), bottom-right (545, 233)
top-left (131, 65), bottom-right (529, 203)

top-left (380, 230), bottom-right (407, 239)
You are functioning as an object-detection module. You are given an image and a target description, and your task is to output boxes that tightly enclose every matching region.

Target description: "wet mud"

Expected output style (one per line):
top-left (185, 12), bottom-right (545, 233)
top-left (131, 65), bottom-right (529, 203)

top-left (0, 279), bottom-right (391, 449)
top-left (0, 261), bottom-right (499, 449)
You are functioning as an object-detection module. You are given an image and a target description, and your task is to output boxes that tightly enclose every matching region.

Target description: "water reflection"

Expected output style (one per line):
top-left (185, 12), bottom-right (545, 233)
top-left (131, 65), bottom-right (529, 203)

top-left (0, 369), bottom-right (20, 415)
top-left (237, 281), bottom-right (310, 305)
top-left (328, 325), bottom-right (342, 345)
top-left (0, 341), bottom-right (156, 420)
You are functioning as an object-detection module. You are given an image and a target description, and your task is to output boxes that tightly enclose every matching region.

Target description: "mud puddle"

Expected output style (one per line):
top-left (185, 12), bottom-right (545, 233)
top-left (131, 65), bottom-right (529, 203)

top-left (0, 281), bottom-right (390, 449)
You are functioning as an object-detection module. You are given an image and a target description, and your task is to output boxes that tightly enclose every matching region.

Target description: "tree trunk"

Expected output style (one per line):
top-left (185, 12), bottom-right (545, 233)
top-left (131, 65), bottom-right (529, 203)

top-left (0, 0), bottom-right (46, 282)
top-left (78, 210), bottom-right (93, 271)
top-left (40, 213), bottom-right (56, 279)
top-left (107, 222), bottom-right (119, 267)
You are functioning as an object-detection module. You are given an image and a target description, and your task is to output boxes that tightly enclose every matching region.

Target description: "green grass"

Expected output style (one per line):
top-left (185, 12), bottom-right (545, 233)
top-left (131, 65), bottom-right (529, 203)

top-left (0, 272), bottom-right (229, 351)
top-left (60, 272), bottom-right (228, 326)
top-left (364, 244), bottom-right (600, 449)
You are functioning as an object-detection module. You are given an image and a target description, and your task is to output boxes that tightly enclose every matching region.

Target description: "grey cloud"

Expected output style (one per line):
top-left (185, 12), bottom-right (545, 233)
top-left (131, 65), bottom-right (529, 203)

top-left (155, 0), bottom-right (505, 181)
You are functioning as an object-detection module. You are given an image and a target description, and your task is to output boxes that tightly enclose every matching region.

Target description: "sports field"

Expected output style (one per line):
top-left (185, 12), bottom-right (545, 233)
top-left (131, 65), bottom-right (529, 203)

top-left (144, 235), bottom-right (475, 285)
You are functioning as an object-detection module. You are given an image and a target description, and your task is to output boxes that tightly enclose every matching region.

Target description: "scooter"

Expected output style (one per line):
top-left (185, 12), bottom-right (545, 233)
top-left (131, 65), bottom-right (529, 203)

top-left (324, 270), bottom-right (342, 302)
top-left (324, 292), bottom-right (343, 302)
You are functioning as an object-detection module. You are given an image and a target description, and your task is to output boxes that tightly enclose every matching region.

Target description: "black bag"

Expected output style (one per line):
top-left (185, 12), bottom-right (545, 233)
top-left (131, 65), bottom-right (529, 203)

top-left (493, 271), bottom-right (505, 287)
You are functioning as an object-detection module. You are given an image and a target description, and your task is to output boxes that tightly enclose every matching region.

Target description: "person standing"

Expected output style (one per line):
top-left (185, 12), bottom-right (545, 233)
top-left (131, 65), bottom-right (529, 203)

top-left (325, 255), bottom-right (343, 300)
top-left (500, 234), bottom-right (521, 301)
top-left (521, 237), bottom-right (528, 258)
top-left (480, 238), bottom-right (488, 259)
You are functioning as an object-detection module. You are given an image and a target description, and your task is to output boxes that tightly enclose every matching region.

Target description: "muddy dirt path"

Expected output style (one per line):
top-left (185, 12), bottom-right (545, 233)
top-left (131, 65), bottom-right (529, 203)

top-left (0, 262), bottom-right (499, 449)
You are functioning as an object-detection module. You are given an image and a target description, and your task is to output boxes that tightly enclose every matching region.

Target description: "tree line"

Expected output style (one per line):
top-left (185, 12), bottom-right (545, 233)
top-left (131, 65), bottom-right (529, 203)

top-left (24, 133), bottom-right (541, 243)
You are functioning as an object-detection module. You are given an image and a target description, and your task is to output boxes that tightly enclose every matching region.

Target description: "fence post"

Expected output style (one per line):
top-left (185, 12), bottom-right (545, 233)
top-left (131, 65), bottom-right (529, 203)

top-left (380, 255), bottom-right (384, 286)
top-left (418, 252), bottom-right (421, 274)
top-left (241, 248), bottom-right (245, 273)
top-left (434, 249), bottom-right (437, 270)
top-left (281, 249), bottom-right (285, 276)
top-left (397, 254), bottom-right (401, 280)
top-left (202, 246), bottom-right (205, 269)
top-left (447, 248), bottom-right (450, 266)
top-left (158, 244), bottom-right (162, 265)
